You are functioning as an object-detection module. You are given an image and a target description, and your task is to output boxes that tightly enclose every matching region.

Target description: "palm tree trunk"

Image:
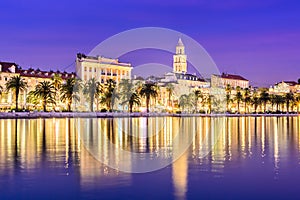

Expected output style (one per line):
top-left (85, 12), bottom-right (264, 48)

top-left (43, 99), bottom-right (47, 112)
top-left (68, 102), bottom-right (71, 112)
top-left (90, 94), bottom-right (94, 112)
top-left (15, 90), bottom-right (19, 111)
top-left (146, 97), bottom-right (150, 113)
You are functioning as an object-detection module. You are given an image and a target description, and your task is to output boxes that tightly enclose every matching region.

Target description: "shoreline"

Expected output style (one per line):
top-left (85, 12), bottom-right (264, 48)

top-left (0, 112), bottom-right (299, 119)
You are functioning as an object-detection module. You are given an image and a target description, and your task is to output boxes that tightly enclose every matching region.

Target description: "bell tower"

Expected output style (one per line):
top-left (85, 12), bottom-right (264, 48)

top-left (173, 38), bottom-right (187, 73)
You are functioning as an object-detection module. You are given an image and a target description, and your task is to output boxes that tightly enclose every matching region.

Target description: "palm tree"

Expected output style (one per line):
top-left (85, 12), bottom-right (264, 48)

top-left (179, 94), bottom-right (189, 112)
top-left (6, 75), bottom-right (27, 111)
top-left (33, 81), bottom-right (55, 112)
top-left (251, 96), bottom-right (260, 113)
top-left (243, 87), bottom-right (251, 113)
top-left (285, 92), bottom-right (294, 113)
top-left (118, 79), bottom-right (135, 111)
top-left (26, 90), bottom-right (40, 110)
top-left (295, 94), bottom-right (300, 113)
top-left (0, 85), bottom-right (3, 106)
top-left (269, 94), bottom-right (276, 112)
top-left (203, 94), bottom-right (212, 114)
top-left (60, 78), bottom-right (80, 112)
top-left (127, 92), bottom-right (141, 113)
top-left (166, 83), bottom-right (175, 109)
top-left (83, 78), bottom-right (102, 112)
top-left (101, 79), bottom-right (117, 111)
top-left (139, 82), bottom-right (158, 113)
top-left (52, 74), bottom-right (62, 106)
top-left (225, 84), bottom-right (232, 112)
top-left (193, 89), bottom-right (203, 113)
top-left (235, 86), bottom-right (243, 113)
top-left (274, 95), bottom-right (284, 112)
top-left (259, 89), bottom-right (269, 113)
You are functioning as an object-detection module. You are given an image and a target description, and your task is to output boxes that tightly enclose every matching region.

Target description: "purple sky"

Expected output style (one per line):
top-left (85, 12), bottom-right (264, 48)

top-left (0, 0), bottom-right (299, 86)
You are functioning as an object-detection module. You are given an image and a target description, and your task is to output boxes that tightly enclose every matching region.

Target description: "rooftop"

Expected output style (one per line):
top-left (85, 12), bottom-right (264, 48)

top-left (76, 53), bottom-right (131, 67)
top-left (215, 73), bottom-right (248, 81)
top-left (0, 61), bottom-right (75, 79)
top-left (0, 61), bottom-right (18, 73)
top-left (276, 81), bottom-right (298, 86)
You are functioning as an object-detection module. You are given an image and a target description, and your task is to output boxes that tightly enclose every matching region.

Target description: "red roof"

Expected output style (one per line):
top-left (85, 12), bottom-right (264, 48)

top-left (0, 61), bottom-right (75, 79)
top-left (0, 61), bottom-right (18, 73)
top-left (19, 69), bottom-right (75, 79)
top-left (277, 81), bottom-right (298, 86)
top-left (220, 73), bottom-right (248, 81)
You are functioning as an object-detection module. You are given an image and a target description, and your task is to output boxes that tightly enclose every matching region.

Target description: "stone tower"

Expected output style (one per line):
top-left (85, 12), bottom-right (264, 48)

top-left (173, 38), bottom-right (187, 73)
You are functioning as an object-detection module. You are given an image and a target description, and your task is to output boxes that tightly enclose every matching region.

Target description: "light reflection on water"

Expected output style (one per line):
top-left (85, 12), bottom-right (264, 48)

top-left (0, 116), bottom-right (299, 200)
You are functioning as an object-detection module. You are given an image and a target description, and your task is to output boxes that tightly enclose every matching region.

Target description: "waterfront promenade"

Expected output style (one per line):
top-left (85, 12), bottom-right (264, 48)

top-left (0, 111), bottom-right (298, 119)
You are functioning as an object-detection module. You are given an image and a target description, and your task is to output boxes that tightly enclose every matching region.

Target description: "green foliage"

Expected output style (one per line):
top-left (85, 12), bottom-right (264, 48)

top-left (83, 78), bottom-right (102, 112)
top-left (32, 81), bottom-right (55, 112)
top-left (139, 82), bottom-right (158, 113)
top-left (5, 75), bottom-right (27, 111)
top-left (60, 78), bottom-right (80, 112)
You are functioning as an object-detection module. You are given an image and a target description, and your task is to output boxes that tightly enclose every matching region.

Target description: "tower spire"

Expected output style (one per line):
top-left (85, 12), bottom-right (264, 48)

top-left (177, 38), bottom-right (184, 46)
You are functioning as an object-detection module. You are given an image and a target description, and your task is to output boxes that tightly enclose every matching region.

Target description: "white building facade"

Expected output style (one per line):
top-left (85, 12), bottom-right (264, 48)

top-left (76, 54), bottom-right (132, 84)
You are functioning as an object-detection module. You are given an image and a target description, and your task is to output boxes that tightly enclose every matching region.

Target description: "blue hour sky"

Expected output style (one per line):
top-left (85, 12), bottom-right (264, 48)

top-left (0, 0), bottom-right (299, 86)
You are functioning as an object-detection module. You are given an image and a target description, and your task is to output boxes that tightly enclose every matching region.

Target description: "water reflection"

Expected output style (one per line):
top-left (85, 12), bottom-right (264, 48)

top-left (0, 116), bottom-right (299, 199)
top-left (172, 152), bottom-right (188, 200)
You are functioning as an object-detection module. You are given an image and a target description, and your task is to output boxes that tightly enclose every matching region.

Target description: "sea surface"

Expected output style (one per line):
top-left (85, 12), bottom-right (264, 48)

top-left (0, 116), bottom-right (299, 200)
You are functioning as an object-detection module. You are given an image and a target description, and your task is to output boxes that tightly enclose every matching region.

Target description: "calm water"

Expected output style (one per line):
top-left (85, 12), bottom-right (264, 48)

top-left (0, 116), bottom-right (300, 200)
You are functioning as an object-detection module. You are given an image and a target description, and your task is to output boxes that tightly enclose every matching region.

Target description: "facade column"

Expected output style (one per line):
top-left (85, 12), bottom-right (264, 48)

top-left (128, 69), bottom-right (131, 79)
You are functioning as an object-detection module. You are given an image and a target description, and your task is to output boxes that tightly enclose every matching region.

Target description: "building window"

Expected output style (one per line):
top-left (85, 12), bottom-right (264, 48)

top-left (84, 67), bottom-right (87, 71)
top-left (89, 67), bottom-right (92, 72)
top-left (94, 68), bottom-right (97, 72)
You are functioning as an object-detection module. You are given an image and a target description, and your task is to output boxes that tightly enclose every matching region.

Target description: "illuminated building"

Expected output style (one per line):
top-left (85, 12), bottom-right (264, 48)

top-left (269, 81), bottom-right (300, 94)
top-left (0, 61), bottom-right (75, 110)
top-left (173, 38), bottom-right (187, 73)
top-left (211, 73), bottom-right (249, 89)
top-left (135, 38), bottom-right (210, 111)
top-left (76, 53), bottom-right (132, 84)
